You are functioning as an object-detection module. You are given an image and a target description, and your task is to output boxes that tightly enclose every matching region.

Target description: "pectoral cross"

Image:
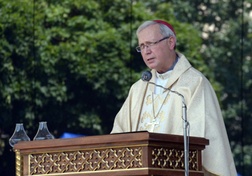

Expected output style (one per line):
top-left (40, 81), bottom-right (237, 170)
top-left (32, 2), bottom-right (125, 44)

top-left (148, 118), bottom-right (160, 132)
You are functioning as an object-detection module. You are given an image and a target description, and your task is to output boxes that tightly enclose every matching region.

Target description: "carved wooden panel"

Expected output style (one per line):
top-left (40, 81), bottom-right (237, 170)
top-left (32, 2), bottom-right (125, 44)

top-left (151, 147), bottom-right (198, 170)
top-left (29, 147), bottom-right (143, 175)
top-left (26, 147), bottom-right (199, 175)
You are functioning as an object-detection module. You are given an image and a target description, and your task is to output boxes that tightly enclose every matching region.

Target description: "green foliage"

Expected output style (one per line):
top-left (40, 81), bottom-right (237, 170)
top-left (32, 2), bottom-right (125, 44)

top-left (0, 0), bottom-right (251, 175)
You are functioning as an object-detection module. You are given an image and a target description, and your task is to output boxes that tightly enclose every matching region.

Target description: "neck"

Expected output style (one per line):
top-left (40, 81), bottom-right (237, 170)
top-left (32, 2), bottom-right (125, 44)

top-left (157, 52), bottom-right (178, 74)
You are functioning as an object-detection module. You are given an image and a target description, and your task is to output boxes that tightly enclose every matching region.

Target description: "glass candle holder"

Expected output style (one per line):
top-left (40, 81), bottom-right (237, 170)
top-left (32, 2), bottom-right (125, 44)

top-left (33, 121), bottom-right (55, 140)
top-left (9, 123), bottom-right (30, 147)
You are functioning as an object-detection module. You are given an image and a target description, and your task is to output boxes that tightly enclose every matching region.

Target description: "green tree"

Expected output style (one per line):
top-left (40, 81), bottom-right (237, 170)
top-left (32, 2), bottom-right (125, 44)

top-left (0, 0), bottom-right (153, 174)
top-left (1, 0), bottom-right (250, 175)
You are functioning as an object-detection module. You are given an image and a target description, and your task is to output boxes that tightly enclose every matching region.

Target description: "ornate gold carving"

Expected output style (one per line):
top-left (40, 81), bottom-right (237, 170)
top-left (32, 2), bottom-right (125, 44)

top-left (29, 147), bottom-right (143, 175)
top-left (151, 147), bottom-right (198, 170)
top-left (15, 150), bottom-right (22, 176)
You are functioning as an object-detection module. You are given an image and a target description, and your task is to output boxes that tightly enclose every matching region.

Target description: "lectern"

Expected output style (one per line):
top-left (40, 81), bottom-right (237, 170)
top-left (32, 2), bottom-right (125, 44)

top-left (14, 131), bottom-right (209, 176)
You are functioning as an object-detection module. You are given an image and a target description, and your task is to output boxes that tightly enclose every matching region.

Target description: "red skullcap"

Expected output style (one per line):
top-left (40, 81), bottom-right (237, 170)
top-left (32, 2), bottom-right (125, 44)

top-left (154, 20), bottom-right (176, 36)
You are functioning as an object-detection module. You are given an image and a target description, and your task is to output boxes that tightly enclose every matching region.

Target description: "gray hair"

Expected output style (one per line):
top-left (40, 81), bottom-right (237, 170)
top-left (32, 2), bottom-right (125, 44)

top-left (136, 20), bottom-right (176, 43)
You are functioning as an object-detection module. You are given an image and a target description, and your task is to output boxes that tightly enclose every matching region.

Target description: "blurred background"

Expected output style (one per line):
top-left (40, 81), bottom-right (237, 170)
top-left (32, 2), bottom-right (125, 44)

top-left (0, 0), bottom-right (251, 175)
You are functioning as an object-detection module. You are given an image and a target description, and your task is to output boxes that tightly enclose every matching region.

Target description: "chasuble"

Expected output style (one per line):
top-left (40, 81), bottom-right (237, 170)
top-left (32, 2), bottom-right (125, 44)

top-left (111, 52), bottom-right (237, 176)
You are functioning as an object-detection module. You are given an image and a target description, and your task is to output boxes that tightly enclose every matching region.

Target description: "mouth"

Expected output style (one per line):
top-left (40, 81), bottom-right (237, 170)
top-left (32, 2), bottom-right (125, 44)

top-left (147, 57), bottom-right (154, 61)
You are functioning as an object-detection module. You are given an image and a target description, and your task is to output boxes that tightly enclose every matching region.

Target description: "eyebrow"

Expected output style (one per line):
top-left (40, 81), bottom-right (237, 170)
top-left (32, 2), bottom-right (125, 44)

top-left (139, 40), bottom-right (156, 46)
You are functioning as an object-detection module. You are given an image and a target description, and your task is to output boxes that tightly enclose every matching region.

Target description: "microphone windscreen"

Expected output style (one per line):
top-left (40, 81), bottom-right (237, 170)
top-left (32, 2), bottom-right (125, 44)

top-left (141, 71), bottom-right (152, 81)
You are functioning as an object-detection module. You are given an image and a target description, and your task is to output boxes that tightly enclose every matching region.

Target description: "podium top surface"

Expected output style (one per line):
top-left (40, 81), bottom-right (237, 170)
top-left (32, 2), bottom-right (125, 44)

top-left (14, 131), bottom-right (209, 151)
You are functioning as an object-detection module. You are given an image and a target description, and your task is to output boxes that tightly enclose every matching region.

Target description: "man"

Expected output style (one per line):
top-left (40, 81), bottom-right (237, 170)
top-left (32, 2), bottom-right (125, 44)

top-left (111, 20), bottom-right (237, 175)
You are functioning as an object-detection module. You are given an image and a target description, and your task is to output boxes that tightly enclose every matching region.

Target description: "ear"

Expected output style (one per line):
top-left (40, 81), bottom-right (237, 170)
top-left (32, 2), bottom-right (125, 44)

top-left (168, 36), bottom-right (176, 50)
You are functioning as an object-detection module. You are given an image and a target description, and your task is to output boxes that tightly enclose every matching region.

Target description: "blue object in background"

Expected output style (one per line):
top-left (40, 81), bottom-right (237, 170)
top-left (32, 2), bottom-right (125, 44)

top-left (60, 132), bottom-right (85, 138)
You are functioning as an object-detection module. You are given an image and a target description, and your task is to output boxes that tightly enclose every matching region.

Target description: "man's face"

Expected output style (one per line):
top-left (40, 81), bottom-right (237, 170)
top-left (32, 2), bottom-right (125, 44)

top-left (137, 24), bottom-right (173, 73)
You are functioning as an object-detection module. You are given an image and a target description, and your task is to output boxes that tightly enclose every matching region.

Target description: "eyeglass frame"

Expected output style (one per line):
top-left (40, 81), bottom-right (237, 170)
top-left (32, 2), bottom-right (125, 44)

top-left (135, 36), bottom-right (170, 52)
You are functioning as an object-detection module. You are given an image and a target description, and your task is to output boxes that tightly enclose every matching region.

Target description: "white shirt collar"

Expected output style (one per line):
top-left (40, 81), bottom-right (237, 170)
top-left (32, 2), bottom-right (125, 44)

top-left (156, 70), bottom-right (172, 80)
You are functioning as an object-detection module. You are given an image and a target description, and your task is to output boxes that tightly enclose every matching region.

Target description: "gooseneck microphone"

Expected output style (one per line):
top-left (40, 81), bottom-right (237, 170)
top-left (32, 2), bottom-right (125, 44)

top-left (141, 70), bottom-right (190, 176)
top-left (141, 70), bottom-right (152, 81)
top-left (141, 70), bottom-right (184, 97)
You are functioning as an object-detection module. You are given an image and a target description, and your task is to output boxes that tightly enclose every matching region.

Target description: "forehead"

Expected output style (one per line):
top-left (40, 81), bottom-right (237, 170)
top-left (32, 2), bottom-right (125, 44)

top-left (138, 24), bottom-right (162, 43)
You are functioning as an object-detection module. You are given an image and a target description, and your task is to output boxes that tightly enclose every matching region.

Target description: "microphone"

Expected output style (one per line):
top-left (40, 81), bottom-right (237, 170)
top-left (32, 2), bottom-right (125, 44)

top-left (141, 70), bottom-right (152, 81)
top-left (141, 70), bottom-right (190, 176)
top-left (141, 70), bottom-right (183, 97)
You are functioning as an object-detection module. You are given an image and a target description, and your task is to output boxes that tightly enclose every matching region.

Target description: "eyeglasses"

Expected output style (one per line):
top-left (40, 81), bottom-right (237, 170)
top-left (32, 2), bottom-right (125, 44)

top-left (136, 36), bottom-right (170, 52)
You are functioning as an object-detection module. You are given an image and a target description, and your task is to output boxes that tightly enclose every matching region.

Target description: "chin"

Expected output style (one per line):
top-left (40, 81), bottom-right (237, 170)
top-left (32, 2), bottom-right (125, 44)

top-left (146, 63), bottom-right (156, 69)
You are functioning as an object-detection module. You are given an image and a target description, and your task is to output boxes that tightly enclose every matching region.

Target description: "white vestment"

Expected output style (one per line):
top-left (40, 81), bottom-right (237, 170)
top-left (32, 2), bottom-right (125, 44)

top-left (111, 53), bottom-right (237, 176)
